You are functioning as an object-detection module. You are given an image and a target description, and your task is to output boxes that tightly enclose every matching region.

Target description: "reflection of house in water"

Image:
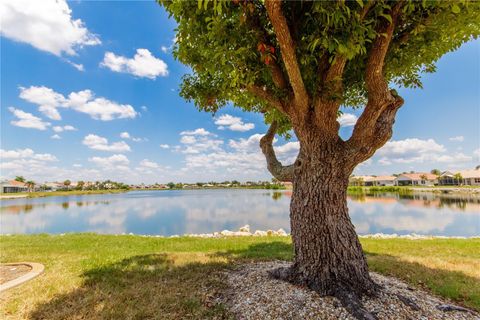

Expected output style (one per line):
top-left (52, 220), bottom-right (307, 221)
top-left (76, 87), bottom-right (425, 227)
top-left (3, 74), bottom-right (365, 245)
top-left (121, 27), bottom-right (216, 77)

top-left (348, 195), bottom-right (398, 204)
top-left (349, 192), bottom-right (480, 213)
top-left (0, 204), bottom-right (35, 214)
top-left (0, 180), bottom-right (28, 193)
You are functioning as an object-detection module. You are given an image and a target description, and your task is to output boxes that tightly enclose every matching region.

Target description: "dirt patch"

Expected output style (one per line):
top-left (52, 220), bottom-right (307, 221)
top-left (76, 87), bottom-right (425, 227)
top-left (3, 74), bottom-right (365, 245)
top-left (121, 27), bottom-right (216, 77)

top-left (0, 264), bottom-right (32, 284)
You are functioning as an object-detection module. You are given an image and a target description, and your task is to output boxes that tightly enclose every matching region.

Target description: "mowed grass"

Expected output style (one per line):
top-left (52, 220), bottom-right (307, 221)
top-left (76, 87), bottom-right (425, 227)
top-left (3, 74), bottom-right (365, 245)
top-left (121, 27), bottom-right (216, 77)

top-left (0, 235), bottom-right (478, 319)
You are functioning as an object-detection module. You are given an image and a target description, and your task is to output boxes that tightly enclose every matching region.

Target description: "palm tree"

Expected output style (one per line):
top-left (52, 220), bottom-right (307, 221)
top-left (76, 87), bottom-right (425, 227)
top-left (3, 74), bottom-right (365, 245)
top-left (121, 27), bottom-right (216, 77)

top-left (26, 180), bottom-right (35, 192)
top-left (453, 173), bottom-right (463, 186)
top-left (420, 174), bottom-right (428, 185)
top-left (76, 181), bottom-right (85, 190)
top-left (15, 176), bottom-right (26, 183)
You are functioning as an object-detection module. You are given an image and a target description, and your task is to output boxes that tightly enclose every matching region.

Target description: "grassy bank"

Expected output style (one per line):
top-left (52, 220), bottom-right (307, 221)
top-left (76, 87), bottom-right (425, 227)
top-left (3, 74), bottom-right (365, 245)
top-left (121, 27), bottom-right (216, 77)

top-left (1, 235), bottom-right (478, 319)
top-left (348, 186), bottom-right (413, 194)
top-left (347, 185), bottom-right (480, 195)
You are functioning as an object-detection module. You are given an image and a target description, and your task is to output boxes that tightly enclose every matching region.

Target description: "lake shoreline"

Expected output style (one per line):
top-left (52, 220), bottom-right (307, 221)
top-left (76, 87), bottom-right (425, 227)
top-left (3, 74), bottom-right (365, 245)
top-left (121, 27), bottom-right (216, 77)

top-left (2, 185), bottom-right (479, 200)
top-left (2, 231), bottom-right (478, 240)
top-left (0, 187), bottom-right (287, 200)
top-left (0, 189), bottom-right (128, 200)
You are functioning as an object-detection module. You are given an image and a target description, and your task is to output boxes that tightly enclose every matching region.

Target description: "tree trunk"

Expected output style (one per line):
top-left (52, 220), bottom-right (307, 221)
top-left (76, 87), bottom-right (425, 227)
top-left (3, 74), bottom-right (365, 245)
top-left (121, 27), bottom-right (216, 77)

top-left (272, 134), bottom-right (377, 299)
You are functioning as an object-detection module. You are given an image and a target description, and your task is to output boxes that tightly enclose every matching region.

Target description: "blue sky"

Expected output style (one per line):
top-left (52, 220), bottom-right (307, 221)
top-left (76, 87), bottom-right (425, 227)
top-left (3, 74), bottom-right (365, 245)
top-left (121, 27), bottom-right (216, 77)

top-left (1, 0), bottom-right (479, 184)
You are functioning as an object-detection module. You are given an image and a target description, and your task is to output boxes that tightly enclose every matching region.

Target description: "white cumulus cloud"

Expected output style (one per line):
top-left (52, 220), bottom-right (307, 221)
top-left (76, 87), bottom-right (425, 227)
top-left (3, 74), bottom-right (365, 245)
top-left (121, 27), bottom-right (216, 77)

top-left (88, 154), bottom-right (130, 167)
top-left (449, 135), bottom-right (464, 142)
top-left (337, 113), bottom-right (358, 127)
top-left (376, 138), bottom-right (471, 165)
top-left (52, 125), bottom-right (76, 132)
top-left (19, 86), bottom-right (137, 121)
top-left (180, 128), bottom-right (212, 136)
top-left (82, 134), bottom-right (131, 152)
top-left (120, 132), bottom-right (131, 139)
top-left (101, 49), bottom-right (168, 79)
top-left (119, 131), bottom-right (144, 142)
top-left (215, 114), bottom-right (255, 132)
top-left (8, 107), bottom-right (50, 130)
top-left (1, 148), bottom-right (57, 161)
top-left (0, 0), bottom-right (100, 56)
top-left (139, 159), bottom-right (159, 169)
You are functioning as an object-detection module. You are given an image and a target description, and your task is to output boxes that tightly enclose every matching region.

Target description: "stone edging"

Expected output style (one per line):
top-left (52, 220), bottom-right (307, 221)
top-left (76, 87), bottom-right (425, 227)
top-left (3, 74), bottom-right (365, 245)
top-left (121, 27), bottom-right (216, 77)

top-left (0, 262), bottom-right (44, 292)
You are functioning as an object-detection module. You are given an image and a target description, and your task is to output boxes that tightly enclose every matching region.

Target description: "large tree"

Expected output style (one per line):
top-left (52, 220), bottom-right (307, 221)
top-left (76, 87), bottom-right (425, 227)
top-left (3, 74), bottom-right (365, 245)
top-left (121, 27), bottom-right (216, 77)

top-left (159, 0), bottom-right (478, 315)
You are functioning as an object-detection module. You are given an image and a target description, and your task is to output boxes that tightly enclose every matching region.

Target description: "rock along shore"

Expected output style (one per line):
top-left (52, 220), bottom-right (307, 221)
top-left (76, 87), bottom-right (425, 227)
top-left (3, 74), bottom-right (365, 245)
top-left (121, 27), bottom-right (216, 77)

top-left (2, 225), bottom-right (478, 239)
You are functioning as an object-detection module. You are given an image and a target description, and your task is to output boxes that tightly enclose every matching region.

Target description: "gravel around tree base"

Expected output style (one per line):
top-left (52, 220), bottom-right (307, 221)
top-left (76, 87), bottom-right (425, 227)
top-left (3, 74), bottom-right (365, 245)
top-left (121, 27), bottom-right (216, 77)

top-left (221, 261), bottom-right (479, 320)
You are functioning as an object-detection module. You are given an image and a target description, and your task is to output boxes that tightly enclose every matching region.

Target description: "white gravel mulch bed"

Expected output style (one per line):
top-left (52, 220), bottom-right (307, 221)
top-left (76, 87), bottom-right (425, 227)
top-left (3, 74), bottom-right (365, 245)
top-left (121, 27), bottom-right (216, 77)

top-left (221, 261), bottom-right (479, 320)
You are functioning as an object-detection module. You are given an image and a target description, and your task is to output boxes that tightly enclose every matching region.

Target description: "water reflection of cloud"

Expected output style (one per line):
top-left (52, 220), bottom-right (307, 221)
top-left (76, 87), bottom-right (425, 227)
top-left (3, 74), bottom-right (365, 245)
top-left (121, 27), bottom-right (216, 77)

top-left (0, 190), bottom-right (478, 236)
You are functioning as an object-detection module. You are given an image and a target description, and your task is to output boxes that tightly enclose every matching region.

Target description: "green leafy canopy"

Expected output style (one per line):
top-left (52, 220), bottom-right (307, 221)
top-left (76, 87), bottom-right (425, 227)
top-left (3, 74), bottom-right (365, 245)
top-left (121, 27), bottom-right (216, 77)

top-left (159, 0), bottom-right (479, 133)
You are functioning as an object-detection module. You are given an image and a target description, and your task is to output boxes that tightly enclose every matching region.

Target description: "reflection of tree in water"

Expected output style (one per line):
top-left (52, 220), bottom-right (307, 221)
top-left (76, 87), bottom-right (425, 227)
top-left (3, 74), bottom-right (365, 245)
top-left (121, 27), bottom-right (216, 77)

top-left (1, 203), bottom-right (45, 214)
top-left (348, 193), bottom-right (366, 202)
top-left (76, 202), bottom-right (84, 207)
top-left (61, 202), bottom-right (69, 210)
top-left (437, 198), bottom-right (468, 211)
top-left (271, 191), bottom-right (283, 201)
top-left (348, 191), bottom-right (478, 212)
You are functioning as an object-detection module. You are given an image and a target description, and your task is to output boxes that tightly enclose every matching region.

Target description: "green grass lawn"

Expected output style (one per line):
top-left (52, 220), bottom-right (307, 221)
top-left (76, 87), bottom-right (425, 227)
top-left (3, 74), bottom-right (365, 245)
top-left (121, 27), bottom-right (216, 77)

top-left (1, 235), bottom-right (478, 319)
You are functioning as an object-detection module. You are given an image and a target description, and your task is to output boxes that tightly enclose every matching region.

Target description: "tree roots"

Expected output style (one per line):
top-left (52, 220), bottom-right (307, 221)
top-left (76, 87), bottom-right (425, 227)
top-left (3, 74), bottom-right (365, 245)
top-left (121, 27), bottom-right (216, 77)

top-left (268, 265), bottom-right (381, 320)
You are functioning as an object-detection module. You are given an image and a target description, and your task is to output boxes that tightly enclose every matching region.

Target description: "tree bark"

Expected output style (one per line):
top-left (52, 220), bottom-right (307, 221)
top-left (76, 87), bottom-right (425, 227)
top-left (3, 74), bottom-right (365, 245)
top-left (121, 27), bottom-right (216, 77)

top-left (270, 130), bottom-right (377, 315)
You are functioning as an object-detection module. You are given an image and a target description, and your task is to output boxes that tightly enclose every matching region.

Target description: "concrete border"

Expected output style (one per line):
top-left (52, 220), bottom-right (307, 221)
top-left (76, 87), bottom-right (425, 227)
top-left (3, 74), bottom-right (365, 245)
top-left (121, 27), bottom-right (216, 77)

top-left (0, 262), bottom-right (44, 292)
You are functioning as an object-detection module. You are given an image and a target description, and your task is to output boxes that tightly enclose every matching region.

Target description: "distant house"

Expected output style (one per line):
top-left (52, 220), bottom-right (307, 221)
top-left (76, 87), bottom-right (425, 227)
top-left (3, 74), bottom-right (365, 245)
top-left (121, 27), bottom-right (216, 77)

top-left (280, 181), bottom-right (293, 188)
top-left (439, 168), bottom-right (480, 186)
top-left (0, 180), bottom-right (28, 193)
top-left (439, 171), bottom-right (459, 185)
top-left (395, 173), bottom-right (438, 186)
top-left (372, 176), bottom-right (396, 186)
top-left (460, 168), bottom-right (480, 186)
top-left (349, 176), bottom-right (375, 186)
top-left (44, 182), bottom-right (66, 191)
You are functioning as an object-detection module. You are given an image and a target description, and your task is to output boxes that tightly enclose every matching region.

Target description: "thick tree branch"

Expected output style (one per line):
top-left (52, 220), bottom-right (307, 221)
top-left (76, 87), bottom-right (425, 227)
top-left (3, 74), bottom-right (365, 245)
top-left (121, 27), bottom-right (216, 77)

top-left (259, 121), bottom-right (294, 182)
top-left (312, 1), bottom-right (375, 131)
top-left (365, 1), bottom-right (403, 102)
top-left (360, 0), bottom-right (375, 21)
top-left (347, 95), bottom-right (404, 164)
top-left (246, 85), bottom-right (288, 115)
top-left (347, 2), bottom-right (404, 152)
top-left (244, 4), bottom-right (289, 90)
top-left (269, 63), bottom-right (288, 89)
top-left (265, 0), bottom-right (309, 111)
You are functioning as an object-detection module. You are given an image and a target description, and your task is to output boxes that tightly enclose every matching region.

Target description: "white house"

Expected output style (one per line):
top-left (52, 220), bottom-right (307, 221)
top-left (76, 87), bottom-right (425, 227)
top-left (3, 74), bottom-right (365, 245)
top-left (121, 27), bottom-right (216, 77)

top-left (0, 180), bottom-right (28, 193)
top-left (44, 182), bottom-right (66, 191)
top-left (395, 173), bottom-right (438, 186)
top-left (349, 175), bottom-right (375, 186)
top-left (460, 168), bottom-right (480, 186)
top-left (372, 176), bottom-right (397, 186)
top-left (439, 168), bottom-right (480, 186)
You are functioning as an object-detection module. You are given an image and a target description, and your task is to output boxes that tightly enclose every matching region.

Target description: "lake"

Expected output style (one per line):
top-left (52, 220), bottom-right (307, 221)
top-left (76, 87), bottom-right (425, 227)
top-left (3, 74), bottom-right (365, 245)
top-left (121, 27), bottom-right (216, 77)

top-left (1, 189), bottom-right (479, 237)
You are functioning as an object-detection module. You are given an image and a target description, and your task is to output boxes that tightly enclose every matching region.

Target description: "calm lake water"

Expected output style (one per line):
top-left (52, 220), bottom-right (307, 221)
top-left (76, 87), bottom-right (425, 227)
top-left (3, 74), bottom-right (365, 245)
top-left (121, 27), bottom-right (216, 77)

top-left (1, 189), bottom-right (479, 237)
